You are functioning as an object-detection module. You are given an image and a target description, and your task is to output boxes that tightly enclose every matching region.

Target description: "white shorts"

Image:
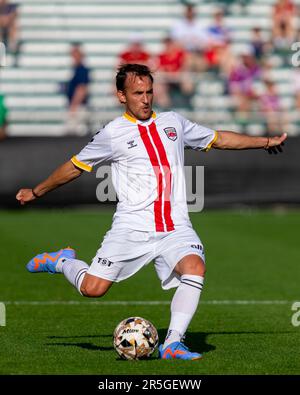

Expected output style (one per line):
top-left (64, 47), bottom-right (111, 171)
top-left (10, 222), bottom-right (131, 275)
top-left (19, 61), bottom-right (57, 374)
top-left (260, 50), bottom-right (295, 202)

top-left (87, 225), bottom-right (205, 290)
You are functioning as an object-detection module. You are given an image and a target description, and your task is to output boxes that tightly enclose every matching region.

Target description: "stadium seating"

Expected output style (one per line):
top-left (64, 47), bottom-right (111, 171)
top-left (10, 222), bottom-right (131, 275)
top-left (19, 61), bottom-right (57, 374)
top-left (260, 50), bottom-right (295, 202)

top-left (1, 0), bottom-right (300, 136)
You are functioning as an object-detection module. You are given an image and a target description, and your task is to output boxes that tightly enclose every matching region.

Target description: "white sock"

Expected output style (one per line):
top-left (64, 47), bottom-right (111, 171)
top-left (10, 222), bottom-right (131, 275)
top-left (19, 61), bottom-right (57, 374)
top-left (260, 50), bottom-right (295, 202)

top-left (163, 274), bottom-right (204, 349)
top-left (58, 258), bottom-right (89, 295)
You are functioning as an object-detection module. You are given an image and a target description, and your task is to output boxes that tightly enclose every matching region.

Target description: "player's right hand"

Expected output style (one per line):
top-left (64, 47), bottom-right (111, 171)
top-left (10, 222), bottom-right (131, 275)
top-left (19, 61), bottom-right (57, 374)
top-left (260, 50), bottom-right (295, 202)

top-left (16, 189), bottom-right (36, 205)
top-left (265, 132), bottom-right (287, 154)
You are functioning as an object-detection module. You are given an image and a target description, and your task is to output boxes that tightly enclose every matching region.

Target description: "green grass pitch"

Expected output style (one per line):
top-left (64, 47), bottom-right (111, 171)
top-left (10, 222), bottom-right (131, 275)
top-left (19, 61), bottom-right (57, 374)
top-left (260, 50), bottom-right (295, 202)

top-left (0, 208), bottom-right (299, 375)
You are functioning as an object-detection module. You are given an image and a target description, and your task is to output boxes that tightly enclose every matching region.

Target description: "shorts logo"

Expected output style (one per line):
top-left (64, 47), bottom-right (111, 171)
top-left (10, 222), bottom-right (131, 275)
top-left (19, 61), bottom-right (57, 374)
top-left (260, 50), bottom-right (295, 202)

top-left (164, 127), bottom-right (177, 141)
top-left (98, 258), bottom-right (113, 267)
top-left (191, 244), bottom-right (202, 251)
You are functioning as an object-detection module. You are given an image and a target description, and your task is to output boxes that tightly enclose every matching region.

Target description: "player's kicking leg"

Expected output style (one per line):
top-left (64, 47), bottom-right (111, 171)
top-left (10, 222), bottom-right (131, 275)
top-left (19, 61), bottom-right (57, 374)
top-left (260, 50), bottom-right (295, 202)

top-left (26, 248), bottom-right (112, 297)
top-left (158, 254), bottom-right (205, 361)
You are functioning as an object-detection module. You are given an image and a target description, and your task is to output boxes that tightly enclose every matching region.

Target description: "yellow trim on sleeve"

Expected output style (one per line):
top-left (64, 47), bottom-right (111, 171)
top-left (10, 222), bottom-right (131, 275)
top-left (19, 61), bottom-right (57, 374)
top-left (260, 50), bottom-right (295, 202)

top-left (204, 131), bottom-right (218, 152)
top-left (71, 156), bottom-right (92, 172)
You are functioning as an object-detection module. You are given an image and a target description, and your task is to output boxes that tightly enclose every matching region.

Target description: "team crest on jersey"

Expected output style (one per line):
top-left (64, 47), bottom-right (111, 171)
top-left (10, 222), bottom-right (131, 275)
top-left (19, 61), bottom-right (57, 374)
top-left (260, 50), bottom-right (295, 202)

top-left (164, 127), bottom-right (177, 141)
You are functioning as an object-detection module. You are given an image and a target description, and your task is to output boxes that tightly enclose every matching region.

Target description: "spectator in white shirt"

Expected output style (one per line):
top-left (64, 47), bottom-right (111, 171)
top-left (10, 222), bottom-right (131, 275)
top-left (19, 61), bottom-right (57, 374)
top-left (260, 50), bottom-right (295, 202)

top-left (170, 4), bottom-right (209, 73)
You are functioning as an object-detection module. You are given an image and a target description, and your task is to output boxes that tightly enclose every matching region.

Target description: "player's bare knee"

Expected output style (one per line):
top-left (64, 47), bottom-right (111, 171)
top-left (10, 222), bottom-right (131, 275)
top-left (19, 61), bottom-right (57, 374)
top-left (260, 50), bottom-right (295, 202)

top-left (177, 255), bottom-right (206, 277)
top-left (199, 262), bottom-right (206, 276)
top-left (188, 260), bottom-right (206, 276)
top-left (80, 275), bottom-right (113, 298)
top-left (81, 284), bottom-right (107, 298)
top-left (80, 282), bottom-right (109, 298)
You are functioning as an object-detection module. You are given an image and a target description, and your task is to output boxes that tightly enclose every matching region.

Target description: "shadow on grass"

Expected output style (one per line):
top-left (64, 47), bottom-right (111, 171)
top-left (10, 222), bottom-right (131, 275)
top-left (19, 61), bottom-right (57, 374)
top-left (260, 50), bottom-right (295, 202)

top-left (47, 335), bottom-right (104, 339)
top-left (46, 329), bottom-right (215, 357)
top-left (113, 329), bottom-right (216, 362)
top-left (46, 329), bottom-right (295, 359)
top-left (158, 329), bottom-right (216, 356)
top-left (45, 341), bottom-right (114, 351)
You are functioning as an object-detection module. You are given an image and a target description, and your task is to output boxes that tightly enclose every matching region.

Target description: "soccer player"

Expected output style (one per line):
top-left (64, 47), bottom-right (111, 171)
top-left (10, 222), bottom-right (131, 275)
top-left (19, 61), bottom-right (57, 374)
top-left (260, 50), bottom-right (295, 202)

top-left (16, 64), bottom-right (286, 360)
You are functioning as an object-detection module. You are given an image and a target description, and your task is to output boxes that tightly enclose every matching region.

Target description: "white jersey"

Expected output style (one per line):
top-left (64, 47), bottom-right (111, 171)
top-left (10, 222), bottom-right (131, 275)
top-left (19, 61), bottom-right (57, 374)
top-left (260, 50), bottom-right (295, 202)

top-left (71, 111), bottom-right (217, 232)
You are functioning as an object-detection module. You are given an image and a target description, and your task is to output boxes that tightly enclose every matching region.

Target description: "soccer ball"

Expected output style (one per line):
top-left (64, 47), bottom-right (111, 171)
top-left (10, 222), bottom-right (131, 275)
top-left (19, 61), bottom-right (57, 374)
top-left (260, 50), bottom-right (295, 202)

top-left (113, 316), bottom-right (159, 360)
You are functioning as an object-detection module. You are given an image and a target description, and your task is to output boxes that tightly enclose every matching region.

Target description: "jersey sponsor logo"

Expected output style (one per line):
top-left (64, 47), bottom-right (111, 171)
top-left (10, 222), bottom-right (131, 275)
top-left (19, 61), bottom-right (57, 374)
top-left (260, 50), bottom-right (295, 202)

top-left (98, 258), bottom-right (113, 267)
top-left (127, 139), bottom-right (138, 149)
top-left (164, 127), bottom-right (177, 141)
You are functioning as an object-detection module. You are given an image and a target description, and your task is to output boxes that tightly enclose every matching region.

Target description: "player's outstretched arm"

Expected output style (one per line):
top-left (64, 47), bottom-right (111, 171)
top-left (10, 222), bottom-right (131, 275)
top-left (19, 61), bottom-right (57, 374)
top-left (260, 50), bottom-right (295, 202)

top-left (213, 131), bottom-right (287, 154)
top-left (16, 160), bottom-right (83, 205)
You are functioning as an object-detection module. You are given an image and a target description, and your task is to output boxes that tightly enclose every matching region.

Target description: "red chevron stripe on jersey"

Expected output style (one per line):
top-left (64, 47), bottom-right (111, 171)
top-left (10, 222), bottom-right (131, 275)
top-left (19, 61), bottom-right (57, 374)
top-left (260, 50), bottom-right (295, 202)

top-left (138, 124), bottom-right (164, 232)
top-left (149, 122), bottom-right (174, 232)
top-left (138, 122), bottom-right (174, 232)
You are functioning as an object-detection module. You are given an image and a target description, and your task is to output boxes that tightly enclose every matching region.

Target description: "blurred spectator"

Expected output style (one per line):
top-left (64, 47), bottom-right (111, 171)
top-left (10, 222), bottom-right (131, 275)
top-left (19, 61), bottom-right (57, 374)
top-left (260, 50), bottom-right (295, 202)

top-left (62, 44), bottom-right (90, 135)
top-left (273, 21), bottom-right (295, 65)
top-left (250, 27), bottom-right (271, 63)
top-left (228, 51), bottom-right (261, 114)
top-left (170, 4), bottom-right (208, 73)
top-left (292, 68), bottom-right (300, 111)
top-left (272, 0), bottom-right (297, 45)
top-left (0, 92), bottom-right (8, 140)
top-left (0, 0), bottom-right (18, 53)
top-left (211, 0), bottom-right (248, 15)
top-left (154, 37), bottom-right (192, 109)
top-left (207, 9), bottom-right (231, 44)
top-left (259, 79), bottom-right (286, 135)
top-left (118, 32), bottom-right (151, 67)
top-left (204, 10), bottom-right (234, 74)
top-left (204, 40), bottom-right (235, 76)
top-left (260, 57), bottom-right (274, 81)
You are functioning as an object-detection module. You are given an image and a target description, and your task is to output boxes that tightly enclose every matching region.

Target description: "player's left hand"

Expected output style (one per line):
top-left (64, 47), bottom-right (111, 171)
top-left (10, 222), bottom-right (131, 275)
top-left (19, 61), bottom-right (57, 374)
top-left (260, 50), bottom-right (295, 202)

top-left (265, 132), bottom-right (287, 154)
top-left (16, 188), bottom-right (36, 205)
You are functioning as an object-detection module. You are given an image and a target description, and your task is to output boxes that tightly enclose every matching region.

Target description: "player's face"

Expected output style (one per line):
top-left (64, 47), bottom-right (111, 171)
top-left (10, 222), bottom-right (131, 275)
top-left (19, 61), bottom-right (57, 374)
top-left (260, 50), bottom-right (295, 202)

top-left (117, 74), bottom-right (153, 121)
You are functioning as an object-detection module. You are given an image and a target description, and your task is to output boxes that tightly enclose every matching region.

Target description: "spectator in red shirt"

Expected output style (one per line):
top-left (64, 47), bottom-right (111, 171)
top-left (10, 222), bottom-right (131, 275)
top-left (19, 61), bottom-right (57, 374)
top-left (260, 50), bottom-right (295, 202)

top-left (154, 36), bottom-right (192, 109)
top-left (118, 33), bottom-right (151, 67)
top-left (272, 0), bottom-right (297, 44)
top-left (157, 38), bottom-right (186, 73)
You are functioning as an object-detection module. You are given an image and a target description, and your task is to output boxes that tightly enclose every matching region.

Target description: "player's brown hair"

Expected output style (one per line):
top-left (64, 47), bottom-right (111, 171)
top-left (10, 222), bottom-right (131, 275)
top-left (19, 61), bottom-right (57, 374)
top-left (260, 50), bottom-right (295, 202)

top-left (116, 63), bottom-right (153, 92)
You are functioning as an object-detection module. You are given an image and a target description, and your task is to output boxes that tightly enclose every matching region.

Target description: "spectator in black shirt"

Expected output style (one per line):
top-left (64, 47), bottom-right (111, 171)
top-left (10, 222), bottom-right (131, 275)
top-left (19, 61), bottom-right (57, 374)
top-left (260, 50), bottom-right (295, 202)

top-left (63, 44), bottom-right (90, 135)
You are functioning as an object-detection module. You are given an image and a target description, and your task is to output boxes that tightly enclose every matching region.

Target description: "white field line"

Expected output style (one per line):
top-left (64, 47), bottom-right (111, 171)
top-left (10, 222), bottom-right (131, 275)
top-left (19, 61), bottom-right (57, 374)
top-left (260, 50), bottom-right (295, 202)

top-left (1, 300), bottom-right (296, 306)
